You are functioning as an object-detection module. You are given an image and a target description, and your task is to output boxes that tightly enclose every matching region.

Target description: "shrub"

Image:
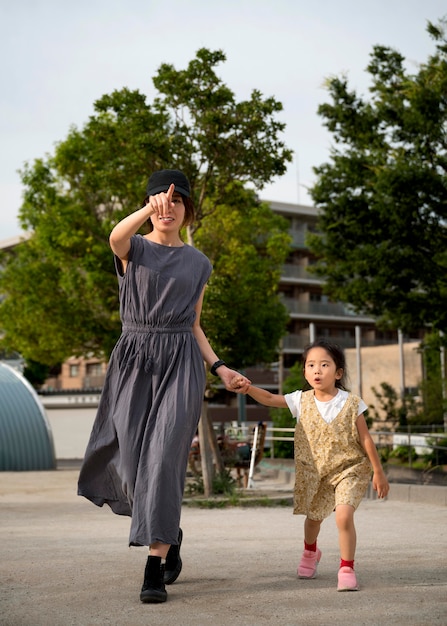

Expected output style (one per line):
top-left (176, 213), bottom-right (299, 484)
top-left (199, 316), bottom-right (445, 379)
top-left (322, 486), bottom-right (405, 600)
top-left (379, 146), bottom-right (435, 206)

top-left (422, 437), bottom-right (447, 467)
top-left (389, 445), bottom-right (417, 463)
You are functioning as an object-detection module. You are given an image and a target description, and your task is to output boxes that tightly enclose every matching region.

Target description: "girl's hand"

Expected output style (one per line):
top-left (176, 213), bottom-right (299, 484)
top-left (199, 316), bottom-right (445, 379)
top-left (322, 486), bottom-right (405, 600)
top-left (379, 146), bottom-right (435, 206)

top-left (218, 368), bottom-right (251, 393)
top-left (372, 470), bottom-right (390, 499)
top-left (229, 375), bottom-right (251, 394)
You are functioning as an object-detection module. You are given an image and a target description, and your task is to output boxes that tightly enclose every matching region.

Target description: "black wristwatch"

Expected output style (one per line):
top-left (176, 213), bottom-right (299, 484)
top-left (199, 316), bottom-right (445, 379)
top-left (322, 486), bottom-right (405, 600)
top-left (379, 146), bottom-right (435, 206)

top-left (210, 360), bottom-right (226, 376)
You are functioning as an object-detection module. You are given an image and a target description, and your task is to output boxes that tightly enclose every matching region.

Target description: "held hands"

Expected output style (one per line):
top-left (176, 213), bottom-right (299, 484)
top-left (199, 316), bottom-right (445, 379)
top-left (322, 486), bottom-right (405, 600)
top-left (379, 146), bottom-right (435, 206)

top-left (229, 374), bottom-right (251, 394)
top-left (219, 369), bottom-right (251, 393)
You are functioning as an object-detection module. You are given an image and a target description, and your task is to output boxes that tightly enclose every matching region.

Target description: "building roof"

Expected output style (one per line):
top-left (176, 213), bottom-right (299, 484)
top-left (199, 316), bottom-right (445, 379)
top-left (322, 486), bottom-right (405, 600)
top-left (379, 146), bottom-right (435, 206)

top-left (0, 232), bottom-right (31, 251)
top-left (0, 363), bottom-right (56, 470)
top-left (268, 199), bottom-right (319, 217)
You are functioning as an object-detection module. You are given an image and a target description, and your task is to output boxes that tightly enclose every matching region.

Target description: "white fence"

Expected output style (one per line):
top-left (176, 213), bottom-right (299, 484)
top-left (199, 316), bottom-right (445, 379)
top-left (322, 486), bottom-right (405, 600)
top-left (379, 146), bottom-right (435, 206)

top-left (223, 423), bottom-right (446, 488)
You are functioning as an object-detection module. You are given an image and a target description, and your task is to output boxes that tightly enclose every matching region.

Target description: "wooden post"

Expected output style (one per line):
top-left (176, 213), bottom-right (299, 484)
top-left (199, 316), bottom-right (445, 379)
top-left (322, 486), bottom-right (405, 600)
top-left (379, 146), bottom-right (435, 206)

top-left (205, 410), bottom-right (225, 474)
top-left (198, 401), bottom-right (214, 497)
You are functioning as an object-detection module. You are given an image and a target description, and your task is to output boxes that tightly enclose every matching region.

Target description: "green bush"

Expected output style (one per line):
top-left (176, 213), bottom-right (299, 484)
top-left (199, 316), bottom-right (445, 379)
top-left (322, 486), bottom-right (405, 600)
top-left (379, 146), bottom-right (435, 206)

top-left (389, 445), bottom-right (417, 463)
top-left (185, 469), bottom-right (236, 497)
top-left (422, 437), bottom-right (447, 467)
top-left (378, 446), bottom-right (391, 463)
top-left (212, 469), bottom-right (236, 495)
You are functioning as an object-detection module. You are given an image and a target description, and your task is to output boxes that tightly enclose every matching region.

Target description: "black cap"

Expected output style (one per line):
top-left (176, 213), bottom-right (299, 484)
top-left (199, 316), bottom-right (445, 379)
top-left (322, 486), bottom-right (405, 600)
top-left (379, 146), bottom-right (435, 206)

top-left (146, 169), bottom-right (190, 197)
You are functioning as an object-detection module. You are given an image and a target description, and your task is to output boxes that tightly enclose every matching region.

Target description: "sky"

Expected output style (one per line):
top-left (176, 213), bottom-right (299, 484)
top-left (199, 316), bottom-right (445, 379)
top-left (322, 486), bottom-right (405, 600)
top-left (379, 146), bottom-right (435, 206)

top-left (1, 0), bottom-right (446, 240)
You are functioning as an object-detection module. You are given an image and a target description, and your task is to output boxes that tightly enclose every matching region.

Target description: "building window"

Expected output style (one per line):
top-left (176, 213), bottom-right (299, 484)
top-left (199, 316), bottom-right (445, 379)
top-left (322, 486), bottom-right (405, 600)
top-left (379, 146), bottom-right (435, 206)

top-left (86, 363), bottom-right (102, 377)
top-left (69, 364), bottom-right (80, 377)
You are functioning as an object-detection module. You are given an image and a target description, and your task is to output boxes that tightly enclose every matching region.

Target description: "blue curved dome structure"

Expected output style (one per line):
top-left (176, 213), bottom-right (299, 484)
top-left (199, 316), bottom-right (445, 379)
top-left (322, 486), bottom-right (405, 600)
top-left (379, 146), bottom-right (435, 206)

top-left (0, 362), bottom-right (56, 470)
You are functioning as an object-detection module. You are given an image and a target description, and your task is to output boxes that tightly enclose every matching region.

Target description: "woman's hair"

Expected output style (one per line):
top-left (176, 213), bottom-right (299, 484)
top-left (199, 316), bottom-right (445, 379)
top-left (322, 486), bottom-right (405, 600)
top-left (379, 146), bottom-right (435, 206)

top-left (301, 339), bottom-right (349, 390)
top-left (142, 193), bottom-right (195, 232)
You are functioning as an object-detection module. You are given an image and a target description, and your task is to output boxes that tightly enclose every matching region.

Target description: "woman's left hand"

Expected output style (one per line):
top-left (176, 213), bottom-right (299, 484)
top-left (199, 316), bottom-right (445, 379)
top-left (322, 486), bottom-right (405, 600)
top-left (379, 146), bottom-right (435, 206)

top-left (219, 367), bottom-right (251, 393)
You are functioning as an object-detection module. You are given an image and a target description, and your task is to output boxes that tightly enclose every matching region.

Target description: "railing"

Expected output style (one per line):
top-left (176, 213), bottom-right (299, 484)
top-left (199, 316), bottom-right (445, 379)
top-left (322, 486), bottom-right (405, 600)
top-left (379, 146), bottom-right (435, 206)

top-left (225, 424), bottom-right (295, 455)
top-left (280, 334), bottom-right (414, 352)
top-left (243, 425), bottom-right (295, 488)
top-left (83, 374), bottom-right (106, 389)
top-left (289, 231), bottom-right (308, 248)
top-left (222, 424), bottom-right (447, 487)
top-left (281, 297), bottom-right (369, 319)
top-left (281, 334), bottom-right (356, 351)
top-left (280, 264), bottom-right (322, 283)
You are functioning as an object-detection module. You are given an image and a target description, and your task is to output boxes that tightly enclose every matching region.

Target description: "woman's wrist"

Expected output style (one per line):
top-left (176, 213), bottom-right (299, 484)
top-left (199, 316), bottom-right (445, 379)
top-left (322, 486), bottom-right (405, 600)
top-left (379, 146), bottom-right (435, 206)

top-left (143, 202), bottom-right (156, 218)
top-left (210, 360), bottom-right (226, 376)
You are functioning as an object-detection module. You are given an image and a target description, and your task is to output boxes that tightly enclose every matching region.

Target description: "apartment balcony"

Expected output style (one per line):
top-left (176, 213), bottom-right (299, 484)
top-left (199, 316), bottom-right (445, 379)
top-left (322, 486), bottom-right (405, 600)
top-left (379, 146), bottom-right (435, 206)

top-left (281, 297), bottom-right (374, 322)
top-left (82, 374), bottom-right (106, 389)
top-left (289, 231), bottom-right (308, 249)
top-left (281, 333), bottom-right (408, 354)
top-left (280, 264), bottom-right (323, 285)
top-left (282, 334), bottom-right (357, 352)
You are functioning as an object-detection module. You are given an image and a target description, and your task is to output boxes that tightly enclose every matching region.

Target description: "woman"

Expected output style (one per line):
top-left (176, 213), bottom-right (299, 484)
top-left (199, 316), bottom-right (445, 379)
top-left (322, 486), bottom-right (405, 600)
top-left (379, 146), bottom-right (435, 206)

top-left (78, 169), bottom-right (250, 603)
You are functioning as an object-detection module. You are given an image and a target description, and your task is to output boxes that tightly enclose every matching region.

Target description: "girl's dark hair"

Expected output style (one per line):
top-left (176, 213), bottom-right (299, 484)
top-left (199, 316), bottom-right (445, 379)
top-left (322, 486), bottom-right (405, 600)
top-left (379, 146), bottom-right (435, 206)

top-left (301, 339), bottom-right (348, 390)
top-left (141, 193), bottom-right (195, 232)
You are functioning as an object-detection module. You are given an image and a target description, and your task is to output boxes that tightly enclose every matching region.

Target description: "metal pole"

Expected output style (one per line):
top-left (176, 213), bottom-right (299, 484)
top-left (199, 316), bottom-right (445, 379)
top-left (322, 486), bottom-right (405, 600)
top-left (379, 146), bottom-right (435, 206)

top-left (355, 325), bottom-right (362, 397)
top-left (398, 329), bottom-right (405, 400)
top-left (247, 424), bottom-right (259, 489)
top-left (440, 331), bottom-right (447, 432)
top-left (236, 368), bottom-right (247, 424)
top-left (238, 392), bottom-right (247, 424)
top-left (309, 322), bottom-right (316, 343)
top-left (278, 338), bottom-right (284, 395)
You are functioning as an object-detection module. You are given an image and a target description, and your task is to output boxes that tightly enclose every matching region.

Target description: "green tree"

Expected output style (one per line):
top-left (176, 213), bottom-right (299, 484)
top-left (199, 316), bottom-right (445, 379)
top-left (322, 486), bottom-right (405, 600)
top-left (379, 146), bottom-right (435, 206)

top-left (423, 437), bottom-right (447, 466)
top-left (419, 333), bottom-right (444, 425)
top-left (307, 19), bottom-right (447, 334)
top-left (196, 184), bottom-right (290, 366)
top-left (152, 48), bottom-right (292, 236)
top-left (22, 360), bottom-right (60, 389)
top-left (369, 382), bottom-right (422, 430)
top-left (0, 48), bottom-right (292, 368)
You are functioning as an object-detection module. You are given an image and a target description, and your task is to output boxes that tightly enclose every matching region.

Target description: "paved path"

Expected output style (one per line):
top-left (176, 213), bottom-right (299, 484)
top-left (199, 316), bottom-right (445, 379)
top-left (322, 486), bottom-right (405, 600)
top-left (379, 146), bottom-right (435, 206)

top-left (1, 469), bottom-right (446, 626)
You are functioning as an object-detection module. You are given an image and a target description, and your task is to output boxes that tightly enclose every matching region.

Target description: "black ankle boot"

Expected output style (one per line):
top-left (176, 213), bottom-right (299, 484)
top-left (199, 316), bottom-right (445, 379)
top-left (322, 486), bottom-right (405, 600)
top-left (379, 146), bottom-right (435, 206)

top-left (164, 528), bottom-right (183, 585)
top-left (140, 556), bottom-right (167, 603)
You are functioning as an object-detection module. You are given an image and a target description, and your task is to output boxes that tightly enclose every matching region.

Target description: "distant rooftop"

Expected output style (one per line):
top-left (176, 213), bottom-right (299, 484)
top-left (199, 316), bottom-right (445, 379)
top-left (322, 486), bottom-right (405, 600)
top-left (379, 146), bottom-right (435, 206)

top-left (0, 232), bottom-right (32, 251)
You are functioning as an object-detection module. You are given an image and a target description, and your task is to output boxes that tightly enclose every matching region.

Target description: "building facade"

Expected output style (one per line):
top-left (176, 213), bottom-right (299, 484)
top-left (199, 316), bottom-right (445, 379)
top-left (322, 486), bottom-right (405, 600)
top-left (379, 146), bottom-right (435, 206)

top-left (206, 200), bottom-right (422, 424)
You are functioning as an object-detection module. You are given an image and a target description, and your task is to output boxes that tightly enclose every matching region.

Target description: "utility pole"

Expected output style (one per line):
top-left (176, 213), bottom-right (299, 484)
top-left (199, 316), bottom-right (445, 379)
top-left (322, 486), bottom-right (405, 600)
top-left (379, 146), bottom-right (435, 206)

top-left (398, 329), bottom-right (405, 400)
top-left (440, 332), bottom-right (447, 432)
top-left (355, 325), bottom-right (362, 398)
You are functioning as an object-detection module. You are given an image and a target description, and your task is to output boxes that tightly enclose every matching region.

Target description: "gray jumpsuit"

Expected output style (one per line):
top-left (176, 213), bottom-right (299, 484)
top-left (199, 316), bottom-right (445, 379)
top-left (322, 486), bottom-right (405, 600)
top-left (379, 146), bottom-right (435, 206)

top-left (78, 235), bottom-right (212, 547)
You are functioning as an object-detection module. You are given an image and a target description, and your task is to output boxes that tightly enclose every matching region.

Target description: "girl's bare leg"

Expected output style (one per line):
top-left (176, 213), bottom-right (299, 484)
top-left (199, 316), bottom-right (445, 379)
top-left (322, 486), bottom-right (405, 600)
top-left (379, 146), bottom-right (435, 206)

top-left (335, 504), bottom-right (356, 560)
top-left (304, 517), bottom-right (322, 545)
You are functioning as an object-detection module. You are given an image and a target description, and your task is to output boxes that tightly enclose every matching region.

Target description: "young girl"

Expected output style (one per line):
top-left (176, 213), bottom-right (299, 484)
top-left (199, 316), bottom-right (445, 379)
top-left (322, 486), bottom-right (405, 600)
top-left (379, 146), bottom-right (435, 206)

top-left (233, 339), bottom-right (389, 591)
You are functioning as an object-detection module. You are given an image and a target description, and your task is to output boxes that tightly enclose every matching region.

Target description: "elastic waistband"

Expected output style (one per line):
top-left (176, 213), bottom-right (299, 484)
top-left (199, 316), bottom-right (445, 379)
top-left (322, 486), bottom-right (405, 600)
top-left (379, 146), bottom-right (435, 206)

top-left (122, 324), bottom-right (192, 334)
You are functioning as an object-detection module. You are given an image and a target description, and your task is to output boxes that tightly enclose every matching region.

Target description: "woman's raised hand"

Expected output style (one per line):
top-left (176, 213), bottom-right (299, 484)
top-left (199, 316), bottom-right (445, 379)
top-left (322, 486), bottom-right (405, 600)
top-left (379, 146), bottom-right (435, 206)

top-left (148, 183), bottom-right (175, 217)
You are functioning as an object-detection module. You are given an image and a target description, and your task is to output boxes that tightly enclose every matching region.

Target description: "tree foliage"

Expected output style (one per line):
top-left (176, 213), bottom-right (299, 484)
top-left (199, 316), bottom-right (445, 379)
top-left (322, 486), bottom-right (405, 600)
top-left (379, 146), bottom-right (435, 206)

top-left (152, 48), bottom-right (292, 232)
top-left (307, 19), bottom-right (447, 334)
top-left (0, 48), bottom-right (292, 368)
top-left (195, 184), bottom-right (291, 367)
top-left (418, 332), bottom-right (445, 425)
top-left (369, 382), bottom-right (422, 430)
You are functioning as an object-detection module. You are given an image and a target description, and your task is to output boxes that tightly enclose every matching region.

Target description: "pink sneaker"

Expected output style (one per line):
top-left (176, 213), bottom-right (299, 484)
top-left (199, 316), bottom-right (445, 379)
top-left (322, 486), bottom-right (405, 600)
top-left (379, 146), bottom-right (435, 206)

top-left (337, 566), bottom-right (359, 591)
top-left (297, 548), bottom-right (322, 579)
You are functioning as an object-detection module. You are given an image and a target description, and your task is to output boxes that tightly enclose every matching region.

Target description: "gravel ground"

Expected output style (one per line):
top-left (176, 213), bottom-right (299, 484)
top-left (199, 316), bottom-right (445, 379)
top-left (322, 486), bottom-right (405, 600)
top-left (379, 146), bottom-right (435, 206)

top-left (1, 469), bottom-right (446, 626)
